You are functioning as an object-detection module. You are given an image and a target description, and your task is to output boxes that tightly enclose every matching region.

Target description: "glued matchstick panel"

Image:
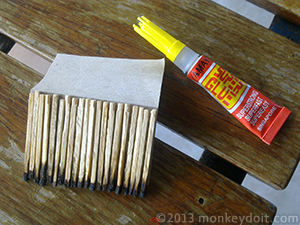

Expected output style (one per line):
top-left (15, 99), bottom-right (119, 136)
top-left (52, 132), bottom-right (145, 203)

top-left (23, 92), bottom-right (158, 198)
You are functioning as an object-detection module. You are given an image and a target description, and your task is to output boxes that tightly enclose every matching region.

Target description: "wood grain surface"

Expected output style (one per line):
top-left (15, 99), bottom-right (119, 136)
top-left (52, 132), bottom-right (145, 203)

top-left (1, 0), bottom-right (299, 190)
top-left (0, 0), bottom-right (299, 192)
top-left (247, 0), bottom-right (300, 26)
top-left (0, 52), bottom-right (276, 224)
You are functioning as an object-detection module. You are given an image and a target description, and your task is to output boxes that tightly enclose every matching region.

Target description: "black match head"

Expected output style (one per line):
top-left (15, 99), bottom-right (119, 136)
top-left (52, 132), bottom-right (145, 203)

top-left (64, 180), bottom-right (70, 187)
top-left (133, 190), bottom-right (138, 198)
top-left (71, 180), bottom-right (77, 188)
top-left (140, 191), bottom-right (145, 198)
top-left (84, 180), bottom-right (89, 188)
top-left (47, 176), bottom-right (53, 184)
top-left (77, 181), bottom-right (83, 188)
top-left (96, 183), bottom-right (101, 191)
top-left (39, 178), bottom-right (46, 186)
top-left (23, 173), bottom-right (29, 181)
top-left (89, 183), bottom-right (95, 192)
top-left (115, 186), bottom-right (121, 195)
top-left (28, 171), bottom-right (34, 180)
top-left (123, 187), bottom-right (128, 196)
top-left (108, 185), bottom-right (115, 193)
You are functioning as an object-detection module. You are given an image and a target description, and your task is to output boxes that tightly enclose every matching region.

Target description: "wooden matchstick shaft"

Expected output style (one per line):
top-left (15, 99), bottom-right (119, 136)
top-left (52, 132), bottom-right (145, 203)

top-left (34, 94), bottom-right (45, 183)
top-left (29, 91), bottom-right (40, 179)
top-left (23, 92), bottom-right (34, 181)
top-left (115, 104), bottom-right (130, 195)
top-left (140, 109), bottom-right (157, 198)
top-left (58, 95), bottom-right (71, 185)
top-left (47, 94), bottom-right (59, 183)
top-left (123, 106), bottom-right (138, 195)
top-left (71, 98), bottom-right (85, 187)
top-left (40, 94), bottom-right (51, 186)
top-left (96, 101), bottom-right (108, 190)
top-left (84, 100), bottom-right (96, 188)
top-left (78, 99), bottom-right (90, 188)
top-left (90, 101), bottom-right (102, 191)
top-left (102, 102), bottom-right (116, 191)
top-left (108, 103), bottom-right (124, 192)
top-left (133, 109), bottom-right (149, 197)
top-left (64, 98), bottom-right (78, 187)
top-left (129, 107), bottom-right (144, 195)
top-left (53, 99), bottom-right (65, 186)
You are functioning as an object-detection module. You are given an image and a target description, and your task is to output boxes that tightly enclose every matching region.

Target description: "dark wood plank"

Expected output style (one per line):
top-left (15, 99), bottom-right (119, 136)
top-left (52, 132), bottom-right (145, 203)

top-left (0, 0), bottom-right (299, 190)
top-left (0, 33), bottom-right (15, 53)
top-left (199, 150), bottom-right (247, 184)
top-left (0, 52), bottom-right (275, 224)
top-left (247, 0), bottom-right (300, 26)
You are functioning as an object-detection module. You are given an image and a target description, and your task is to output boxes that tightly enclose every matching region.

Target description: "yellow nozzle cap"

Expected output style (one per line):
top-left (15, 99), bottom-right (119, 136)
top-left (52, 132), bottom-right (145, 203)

top-left (133, 16), bottom-right (186, 62)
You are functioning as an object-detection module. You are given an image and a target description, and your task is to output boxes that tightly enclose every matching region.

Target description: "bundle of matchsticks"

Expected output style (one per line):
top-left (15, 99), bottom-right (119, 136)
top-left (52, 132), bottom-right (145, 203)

top-left (23, 91), bottom-right (157, 198)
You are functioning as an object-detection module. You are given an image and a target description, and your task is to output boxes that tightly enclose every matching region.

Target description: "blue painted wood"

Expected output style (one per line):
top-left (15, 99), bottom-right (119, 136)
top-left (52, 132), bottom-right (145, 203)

top-left (270, 15), bottom-right (300, 44)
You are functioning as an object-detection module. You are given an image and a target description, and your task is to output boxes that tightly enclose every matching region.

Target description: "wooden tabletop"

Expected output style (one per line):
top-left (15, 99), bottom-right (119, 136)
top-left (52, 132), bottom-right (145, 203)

top-left (1, 0), bottom-right (300, 223)
top-left (1, 0), bottom-right (299, 190)
top-left (0, 52), bottom-right (275, 224)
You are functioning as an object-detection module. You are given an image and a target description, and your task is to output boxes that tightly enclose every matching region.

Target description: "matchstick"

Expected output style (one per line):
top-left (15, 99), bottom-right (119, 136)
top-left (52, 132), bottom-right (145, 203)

top-left (84, 100), bottom-right (96, 188)
top-left (78, 99), bottom-right (90, 188)
top-left (47, 94), bottom-right (59, 183)
top-left (96, 101), bottom-right (108, 191)
top-left (34, 94), bottom-right (45, 183)
top-left (23, 92), bottom-right (34, 181)
top-left (108, 103), bottom-right (124, 192)
top-left (89, 101), bottom-right (102, 191)
top-left (64, 98), bottom-right (78, 187)
top-left (115, 104), bottom-right (130, 195)
top-left (133, 109), bottom-right (149, 197)
top-left (102, 102), bottom-right (116, 191)
top-left (122, 106), bottom-right (138, 195)
top-left (140, 109), bottom-right (157, 198)
top-left (40, 94), bottom-right (51, 186)
top-left (58, 95), bottom-right (71, 185)
top-left (29, 91), bottom-right (40, 180)
top-left (128, 107), bottom-right (144, 195)
top-left (52, 99), bottom-right (65, 186)
top-left (71, 98), bottom-right (85, 187)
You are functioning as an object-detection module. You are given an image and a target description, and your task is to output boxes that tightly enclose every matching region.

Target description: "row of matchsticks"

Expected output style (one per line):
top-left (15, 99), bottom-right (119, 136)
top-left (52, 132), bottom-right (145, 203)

top-left (23, 91), bottom-right (157, 198)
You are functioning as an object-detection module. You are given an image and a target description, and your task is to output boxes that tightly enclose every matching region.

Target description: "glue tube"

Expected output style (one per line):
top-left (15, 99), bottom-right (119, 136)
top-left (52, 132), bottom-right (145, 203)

top-left (133, 16), bottom-right (291, 144)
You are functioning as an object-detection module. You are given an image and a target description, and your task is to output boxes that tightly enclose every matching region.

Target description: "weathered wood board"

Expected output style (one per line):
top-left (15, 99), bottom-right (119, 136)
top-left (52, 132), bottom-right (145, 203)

top-left (0, 52), bottom-right (276, 224)
top-left (1, 0), bottom-right (299, 189)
